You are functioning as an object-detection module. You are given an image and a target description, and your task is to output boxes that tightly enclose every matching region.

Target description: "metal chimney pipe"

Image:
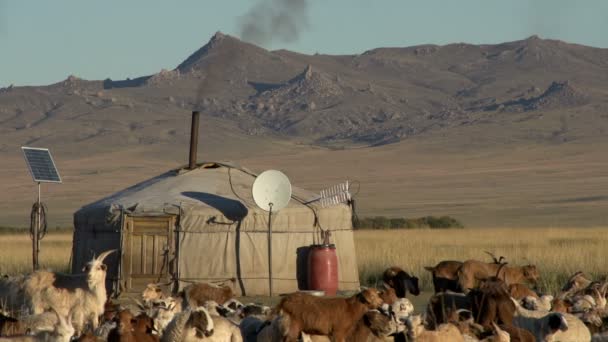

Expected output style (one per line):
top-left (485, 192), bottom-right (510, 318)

top-left (188, 111), bottom-right (200, 170)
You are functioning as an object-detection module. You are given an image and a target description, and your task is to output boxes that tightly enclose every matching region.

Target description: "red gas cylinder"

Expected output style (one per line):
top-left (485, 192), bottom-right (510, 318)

top-left (307, 244), bottom-right (339, 296)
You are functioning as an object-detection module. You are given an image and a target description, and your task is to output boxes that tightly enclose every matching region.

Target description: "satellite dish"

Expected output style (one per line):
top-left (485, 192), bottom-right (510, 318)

top-left (252, 170), bottom-right (292, 212)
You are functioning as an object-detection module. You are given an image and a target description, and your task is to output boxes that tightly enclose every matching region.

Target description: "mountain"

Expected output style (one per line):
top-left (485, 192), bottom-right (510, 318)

top-left (1, 33), bottom-right (608, 227)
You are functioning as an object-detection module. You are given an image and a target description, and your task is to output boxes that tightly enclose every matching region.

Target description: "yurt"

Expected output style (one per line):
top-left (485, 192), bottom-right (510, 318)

top-left (71, 161), bottom-right (360, 296)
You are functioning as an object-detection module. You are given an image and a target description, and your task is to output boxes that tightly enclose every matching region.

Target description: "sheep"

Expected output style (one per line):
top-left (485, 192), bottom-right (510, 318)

top-left (522, 295), bottom-right (553, 311)
top-left (160, 307), bottom-right (214, 342)
top-left (142, 284), bottom-right (167, 305)
top-left (382, 267), bottom-right (420, 297)
top-left (405, 314), bottom-right (465, 342)
top-left (255, 315), bottom-right (287, 342)
top-left (206, 314), bottom-right (243, 342)
top-left (181, 283), bottom-right (235, 310)
top-left (275, 288), bottom-right (384, 342)
top-left (239, 304), bottom-right (271, 320)
top-left (22, 249), bottom-right (115, 334)
top-left (0, 275), bottom-right (27, 316)
top-left (0, 308), bottom-right (75, 342)
top-left (239, 316), bottom-right (267, 342)
top-left (510, 297), bottom-right (592, 342)
top-left (147, 296), bottom-right (183, 336)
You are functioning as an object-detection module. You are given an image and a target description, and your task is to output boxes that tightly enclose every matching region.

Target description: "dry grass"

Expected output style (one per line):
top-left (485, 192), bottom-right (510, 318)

top-left (0, 232), bottom-right (72, 274)
top-left (0, 228), bottom-right (606, 296)
top-left (355, 227), bottom-right (608, 295)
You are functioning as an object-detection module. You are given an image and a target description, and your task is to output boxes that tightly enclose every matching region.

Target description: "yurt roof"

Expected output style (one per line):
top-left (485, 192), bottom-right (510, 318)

top-left (74, 161), bottom-right (325, 224)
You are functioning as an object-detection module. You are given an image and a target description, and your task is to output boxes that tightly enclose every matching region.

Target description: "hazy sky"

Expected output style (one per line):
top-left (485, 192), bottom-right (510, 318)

top-left (1, 0), bottom-right (607, 87)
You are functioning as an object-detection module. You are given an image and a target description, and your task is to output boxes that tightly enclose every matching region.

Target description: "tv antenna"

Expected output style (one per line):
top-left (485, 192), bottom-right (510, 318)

top-left (21, 147), bottom-right (62, 270)
top-left (252, 170), bottom-right (291, 296)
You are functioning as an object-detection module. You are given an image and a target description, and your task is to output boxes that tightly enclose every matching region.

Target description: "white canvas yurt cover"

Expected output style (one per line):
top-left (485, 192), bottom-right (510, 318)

top-left (72, 162), bottom-right (360, 296)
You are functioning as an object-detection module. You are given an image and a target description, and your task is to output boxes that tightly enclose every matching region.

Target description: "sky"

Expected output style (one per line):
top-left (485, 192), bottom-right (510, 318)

top-left (1, 0), bottom-right (607, 87)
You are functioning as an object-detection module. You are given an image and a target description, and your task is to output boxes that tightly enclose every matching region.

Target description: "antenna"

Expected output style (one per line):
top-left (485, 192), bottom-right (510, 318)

top-left (21, 147), bottom-right (62, 270)
top-left (252, 170), bottom-right (292, 296)
top-left (306, 181), bottom-right (351, 207)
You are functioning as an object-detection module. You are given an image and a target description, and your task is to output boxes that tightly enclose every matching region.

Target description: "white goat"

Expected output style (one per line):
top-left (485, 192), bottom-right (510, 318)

top-left (22, 249), bottom-right (114, 334)
top-left (161, 307), bottom-right (215, 342)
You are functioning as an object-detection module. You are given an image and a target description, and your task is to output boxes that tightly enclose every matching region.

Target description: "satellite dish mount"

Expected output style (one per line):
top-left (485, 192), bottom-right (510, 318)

top-left (21, 147), bottom-right (62, 271)
top-left (252, 170), bottom-right (292, 296)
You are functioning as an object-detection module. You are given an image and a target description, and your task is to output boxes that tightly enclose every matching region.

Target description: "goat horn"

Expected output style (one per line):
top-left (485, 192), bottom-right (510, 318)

top-left (96, 249), bottom-right (116, 262)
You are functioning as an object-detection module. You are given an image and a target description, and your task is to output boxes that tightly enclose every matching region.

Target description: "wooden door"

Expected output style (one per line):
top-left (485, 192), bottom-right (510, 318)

top-left (121, 215), bottom-right (175, 293)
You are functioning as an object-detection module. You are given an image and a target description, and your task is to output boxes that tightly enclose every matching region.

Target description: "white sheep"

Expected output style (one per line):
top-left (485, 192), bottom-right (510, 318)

top-left (147, 296), bottom-right (183, 335)
top-left (160, 306), bottom-right (215, 342)
top-left (22, 249), bottom-right (115, 334)
top-left (510, 298), bottom-right (590, 342)
top-left (522, 294), bottom-right (554, 311)
top-left (0, 308), bottom-right (74, 342)
top-left (405, 314), bottom-right (465, 342)
top-left (207, 314), bottom-right (244, 342)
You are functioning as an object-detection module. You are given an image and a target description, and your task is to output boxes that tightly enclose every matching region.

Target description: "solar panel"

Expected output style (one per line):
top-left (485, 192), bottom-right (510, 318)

top-left (21, 147), bottom-right (62, 183)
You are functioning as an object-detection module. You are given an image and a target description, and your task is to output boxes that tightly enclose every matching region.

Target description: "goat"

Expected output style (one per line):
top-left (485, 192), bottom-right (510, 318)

top-left (306, 310), bottom-right (398, 342)
top-left (0, 275), bottom-right (27, 317)
top-left (426, 291), bottom-right (472, 329)
top-left (160, 307), bottom-right (214, 342)
top-left (508, 284), bottom-right (539, 301)
top-left (405, 314), bottom-right (465, 342)
top-left (382, 267), bottom-right (420, 297)
top-left (561, 271), bottom-right (593, 296)
top-left (181, 283), bottom-right (235, 310)
top-left (484, 251), bottom-right (507, 265)
top-left (424, 260), bottom-right (463, 293)
top-left (23, 249), bottom-right (115, 334)
top-left (379, 287), bottom-right (398, 305)
top-left (142, 284), bottom-right (166, 305)
top-left (468, 277), bottom-right (515, 330)
top-left (108, 309), bottom-right (159, 342)
top-left (458, 260), bottom-right (540, 293)
top-left (276, 288), bottom-right (384, 342)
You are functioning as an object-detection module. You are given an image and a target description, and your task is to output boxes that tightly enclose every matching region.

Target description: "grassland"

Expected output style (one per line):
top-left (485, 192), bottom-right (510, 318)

top-left (0, 228), bottom-right (606, 296)
top-left (0, 231), bottom-right (72, 274)
top-left (355, 228), bottom-right (608, 295)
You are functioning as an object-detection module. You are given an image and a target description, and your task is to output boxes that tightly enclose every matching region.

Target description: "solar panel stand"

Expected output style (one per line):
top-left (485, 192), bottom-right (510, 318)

top-left (33, 182), bottom-right (41, 270)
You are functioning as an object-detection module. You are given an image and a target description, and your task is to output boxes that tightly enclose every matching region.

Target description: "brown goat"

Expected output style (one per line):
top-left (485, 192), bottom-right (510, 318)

top-left (508, 283), bottom-right (539, 300)
top-left (107, 309), bottom-right (158, 342)
top-left (379, 287), bottom-right (398, 305)
top-left (308, 311), bottom-right (395, 342)
top-left (0, 313), bottom-right (25, 336)
top-left (469, 278), bottom-right (516, 330)
top-left (499, 324), bottom-right (535, 342)
top-left (424, 260), bottom-right (463, 293)
top-left (181, 282), bottom-right (235, 308)
top-left (277, 288), bottom-right (384, 342)
top-left (551, 298), bottom-right (570, 313)
top-left (458, 259), bottom-right (540, 291)
top-left (382, 266), bottom-right (420, 297)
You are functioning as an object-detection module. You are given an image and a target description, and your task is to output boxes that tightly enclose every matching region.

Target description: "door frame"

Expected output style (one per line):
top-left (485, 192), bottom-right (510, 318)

top-left (120, 215), bottom-right (176, 294)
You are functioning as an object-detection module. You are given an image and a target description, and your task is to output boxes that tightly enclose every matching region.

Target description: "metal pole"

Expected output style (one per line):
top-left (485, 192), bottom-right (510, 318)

top-left (33, 182), bottom-right (40, 270)
top-left (188, 111), bottom-right (200, 170)
top-left (267, 203), bottom-right (273, 296)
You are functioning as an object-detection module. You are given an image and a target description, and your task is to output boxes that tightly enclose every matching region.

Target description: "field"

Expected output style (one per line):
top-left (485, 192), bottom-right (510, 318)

top-left (1, 228), bottom-right (606, 296)
top-left (356, 227), bottom-right (608, 295)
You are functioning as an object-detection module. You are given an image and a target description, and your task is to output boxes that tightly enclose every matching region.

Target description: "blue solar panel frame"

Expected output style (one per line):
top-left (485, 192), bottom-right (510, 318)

top-left (21, 147), bottom-right (62, 183)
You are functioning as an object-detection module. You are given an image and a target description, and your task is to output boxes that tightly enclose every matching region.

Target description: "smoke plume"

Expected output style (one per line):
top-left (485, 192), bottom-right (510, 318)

top-left (238, 0), bottom-right (309, 47)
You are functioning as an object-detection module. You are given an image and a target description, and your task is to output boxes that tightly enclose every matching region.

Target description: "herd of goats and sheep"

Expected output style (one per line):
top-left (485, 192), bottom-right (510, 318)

top-left (0, 250), bottom-right (607, 341)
